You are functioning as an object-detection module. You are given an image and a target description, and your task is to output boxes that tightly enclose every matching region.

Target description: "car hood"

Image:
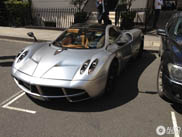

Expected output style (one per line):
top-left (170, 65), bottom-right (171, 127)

top-left (15, 43), bottom-right (103, 80)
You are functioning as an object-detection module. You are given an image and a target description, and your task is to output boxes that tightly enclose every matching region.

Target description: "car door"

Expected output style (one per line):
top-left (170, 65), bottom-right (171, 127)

top-left (130, 33), bottom-right (140, 56)
top-left (108, 27), bottom-right (132, 59)
top-left (106, 27), bottom-right (132, 70)
top-left (120, 33), bottom-right (133, 60)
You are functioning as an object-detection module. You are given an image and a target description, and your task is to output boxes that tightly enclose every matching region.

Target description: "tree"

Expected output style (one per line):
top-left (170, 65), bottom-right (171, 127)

top-left (0, 0), bottom-right (8, 26)
top-left (116, 0), bottom-right (135, 11)
top-left (71, 0), bottom-right (89, 24)
top-left (116, 0), bottom-right (136, 29)
top-left (71, 0), bottom-right (87, 12)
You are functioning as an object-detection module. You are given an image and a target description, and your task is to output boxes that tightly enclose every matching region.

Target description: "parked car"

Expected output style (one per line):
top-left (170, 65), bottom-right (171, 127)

top-left (12, 24), bottom-right (143, 102)
top-left (158, 12), bottom-right (182, 104)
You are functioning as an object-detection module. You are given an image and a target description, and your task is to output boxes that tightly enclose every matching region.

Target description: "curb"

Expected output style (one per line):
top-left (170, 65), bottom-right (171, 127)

top-left (0, 35), bottom-right (49, 43)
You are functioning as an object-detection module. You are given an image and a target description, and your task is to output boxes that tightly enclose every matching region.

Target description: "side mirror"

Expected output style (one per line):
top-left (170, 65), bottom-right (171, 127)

top-left (27, 32), bottom-right (38, 42)
top-left (157, 29), bottom-right (167, 37)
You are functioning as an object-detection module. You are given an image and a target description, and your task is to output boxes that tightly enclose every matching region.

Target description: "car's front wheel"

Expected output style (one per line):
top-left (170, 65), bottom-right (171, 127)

top-left (157, 64), bottom-right (173, 103)
top-left (137, 39), bottom-right (144, 58)
top-left (105, 60), bottom-right (118, 94)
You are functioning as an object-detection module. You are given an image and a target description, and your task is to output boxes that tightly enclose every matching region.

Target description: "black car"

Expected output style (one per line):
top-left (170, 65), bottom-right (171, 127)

top-left (157, 12), bottom-right (182, 104)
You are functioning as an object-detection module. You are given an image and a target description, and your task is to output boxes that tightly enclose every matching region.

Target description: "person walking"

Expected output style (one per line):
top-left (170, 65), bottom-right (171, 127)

top-left (96, 0), bottom-right (110, 25)
top-left (115, 0), bottom-right (127, 26)
top-left (153, 0), bottom-right (163, 29)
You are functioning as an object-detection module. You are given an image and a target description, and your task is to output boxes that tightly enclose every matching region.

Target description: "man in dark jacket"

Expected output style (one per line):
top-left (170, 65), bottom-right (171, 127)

top-left (96, 0), bottom-right (110, 25)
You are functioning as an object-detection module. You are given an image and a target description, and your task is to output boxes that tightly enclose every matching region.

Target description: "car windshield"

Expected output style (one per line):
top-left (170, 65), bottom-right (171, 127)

top-left (172, 17), bottom-right (182, 45)
top-left (53, 28), bottom-right (105, 49)
top-left (174, 18), bottom-right (182, 36)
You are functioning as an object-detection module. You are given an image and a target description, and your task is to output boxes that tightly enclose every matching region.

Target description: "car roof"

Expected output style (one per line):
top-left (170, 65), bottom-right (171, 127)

top-left (70, 23), bottom-right (107, 31)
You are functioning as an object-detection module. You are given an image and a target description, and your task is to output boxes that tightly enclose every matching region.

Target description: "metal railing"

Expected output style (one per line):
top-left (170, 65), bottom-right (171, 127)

top-left (115, 8), bottom-right (148, 26)
top-left (32, 8), bottom-right (79, 29)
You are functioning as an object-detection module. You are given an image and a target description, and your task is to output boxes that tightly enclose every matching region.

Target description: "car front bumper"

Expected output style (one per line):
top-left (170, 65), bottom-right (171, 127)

top-left (12, 68), bottom-right (107, 102)
top-left (162, 74), bottom-right (182, 104)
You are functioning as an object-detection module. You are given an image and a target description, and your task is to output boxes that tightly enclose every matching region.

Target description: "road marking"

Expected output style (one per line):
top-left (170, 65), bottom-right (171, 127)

top-left (171, 111), bottom-right (180, 137)
top-left (1, 91), bottom-right (36, 114)
top-left (3, 106), bottom-right (36, 114)
top-left (0, 90), bottom-right (23, 106)
top-left (2, 92), bottom-right (25, 107)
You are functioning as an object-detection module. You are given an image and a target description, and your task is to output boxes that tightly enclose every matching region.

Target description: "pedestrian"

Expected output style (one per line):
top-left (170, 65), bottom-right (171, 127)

top-left (115, 0), bottom-right (127, 26)
top-left (96, 0), bottom-right (110, 25)
top-left (153, 0), bottom-right (163, 29)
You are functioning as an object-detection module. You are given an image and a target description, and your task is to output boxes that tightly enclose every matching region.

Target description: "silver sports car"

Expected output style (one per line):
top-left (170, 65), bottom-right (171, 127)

top-left (12, 24), bottom-right (143, 102)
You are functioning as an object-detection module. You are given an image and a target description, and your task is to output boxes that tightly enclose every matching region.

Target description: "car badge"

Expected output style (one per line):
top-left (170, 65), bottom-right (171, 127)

top-left (54, 49), bottom-right (63, 55)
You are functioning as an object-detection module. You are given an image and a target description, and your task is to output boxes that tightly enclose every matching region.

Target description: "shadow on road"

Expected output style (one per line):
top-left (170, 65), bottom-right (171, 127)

top-left (171, 104), bottom-right (182, 114)
top-left (0, 56), bottom-right (15, 67)
top-left (0, 61), bottom-right (13, 67)
top-left (29, 51), bottom-right (157, 112)
top-left (0, 56), bottom-right (15, 60)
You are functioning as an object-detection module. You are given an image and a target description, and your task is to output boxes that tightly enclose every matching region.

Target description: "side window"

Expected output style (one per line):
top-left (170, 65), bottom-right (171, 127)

top-left (109, 28), bottom-right (120, 44)
top-left (167, 17), bottom-right (178, 37)
top-left (174, 18), bottom-right (182, 36)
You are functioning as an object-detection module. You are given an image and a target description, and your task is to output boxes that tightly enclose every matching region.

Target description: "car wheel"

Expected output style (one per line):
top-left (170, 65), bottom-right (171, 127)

top-left (137, 39), bottom-right (144, 58)
top-left (105, 60), bottom-right (118, 94)
top-left (157, 64), bottom-right (173, 103)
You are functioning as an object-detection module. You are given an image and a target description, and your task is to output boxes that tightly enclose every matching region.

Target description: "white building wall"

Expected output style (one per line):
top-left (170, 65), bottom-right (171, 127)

top-left (32, 0), bottom-right (74, 9)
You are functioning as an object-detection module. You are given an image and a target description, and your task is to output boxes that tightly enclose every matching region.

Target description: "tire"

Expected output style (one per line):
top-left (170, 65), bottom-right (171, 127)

top-left (105, 60), bottom-right (118, 94)
top-left (157, 64), bottom-right (173, 103)
top-left (137, 39), bottom-right (144, 58)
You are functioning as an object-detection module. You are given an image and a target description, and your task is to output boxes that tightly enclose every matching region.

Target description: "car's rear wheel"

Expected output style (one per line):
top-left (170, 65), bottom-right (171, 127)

top-left (105, 60), bottom-right (118, 94)
top-left (157, 64), bottom-right (173, 103)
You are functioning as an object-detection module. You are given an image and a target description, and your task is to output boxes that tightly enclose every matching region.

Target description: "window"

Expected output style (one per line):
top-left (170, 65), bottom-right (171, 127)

top-left (54, 28), bottom-right (105, 49)
top-left (174, 18), bottom-right (182, 36)
top-left (109, 28), bottom-right (120, 44)
top-left (167, 16), bottom-right (178, 37)
top-left (167, 17), bottom-right (182, 44)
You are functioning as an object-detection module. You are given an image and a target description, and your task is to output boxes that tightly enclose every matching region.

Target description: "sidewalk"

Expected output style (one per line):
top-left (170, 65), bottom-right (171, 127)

top-left (0, 27), bottom-right (161, 50)
top-left (0, 27), bottom-right (62, 42)
top-left (144, 34), bottom-right (161, 51)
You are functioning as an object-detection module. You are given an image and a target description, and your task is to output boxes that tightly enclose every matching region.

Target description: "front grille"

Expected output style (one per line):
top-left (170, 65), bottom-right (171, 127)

top-left (65, 88), bottom-right (85, 95)
top-left (31, 85), bottom-right (39, 94)
top-left (69, 92), bottom-right (90, 102)
top-left (16, 79), bottom-right (90, 101)
top-left (18, 80), bottom-right (31, 90)
top-left (40, 86), bottom-right (65, 96)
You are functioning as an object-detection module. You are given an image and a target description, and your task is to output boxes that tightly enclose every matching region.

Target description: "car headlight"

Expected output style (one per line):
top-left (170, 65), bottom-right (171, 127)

top-left (168, 63), bottom-right (182, 81)
top-left (80, 60), bottom-right (90, 74)
top-left (88, 59), bottom-right (98, 73)
top-left (17, 50), bottom-right (29, 63)
top-left (16, 49), bottom-right (25, 58)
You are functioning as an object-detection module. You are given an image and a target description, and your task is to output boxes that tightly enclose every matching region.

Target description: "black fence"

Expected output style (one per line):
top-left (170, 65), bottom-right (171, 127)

top-left (0, 9), bottom-right (7, 26)
top-left (114, 8), bottom-right (149, 30)
top-left (115, 8), bottom-right (177, 32)
top-left (32, 8), bottom-right (78, 29)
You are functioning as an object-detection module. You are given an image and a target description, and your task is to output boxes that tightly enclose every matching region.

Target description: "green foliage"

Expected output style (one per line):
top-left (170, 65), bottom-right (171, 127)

top-left (5, 0), bottom-right (31, 26)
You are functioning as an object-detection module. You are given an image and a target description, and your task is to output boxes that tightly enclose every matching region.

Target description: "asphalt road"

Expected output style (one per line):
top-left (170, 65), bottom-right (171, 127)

top-left (0, 39), bottom-right (182, 137)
